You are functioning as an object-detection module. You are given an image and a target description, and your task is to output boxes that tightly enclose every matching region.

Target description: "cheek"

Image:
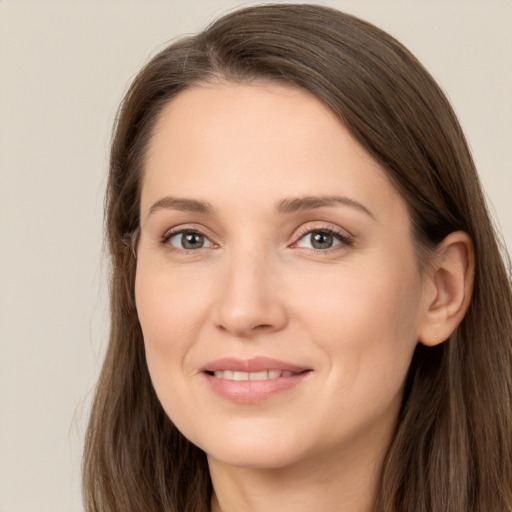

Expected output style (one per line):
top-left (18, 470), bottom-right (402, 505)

top-left (134, 266), bottom-right (207, 431)
top-left (293, 257), bottom-right (423, 392)
top-left (135, 262), bottom-right (208, 348)
top-left (298, 258), bottom-right (421, 334)
top-left (134, 264), bottom-right (200, 391)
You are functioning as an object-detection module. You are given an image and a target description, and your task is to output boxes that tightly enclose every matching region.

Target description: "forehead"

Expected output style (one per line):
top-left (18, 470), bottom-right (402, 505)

top-left (141, 81), bottom-right (403, 220)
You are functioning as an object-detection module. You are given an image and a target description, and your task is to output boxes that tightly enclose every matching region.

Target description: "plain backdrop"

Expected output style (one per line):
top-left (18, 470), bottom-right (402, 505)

top-left (0, 1), bottom-right (510, 511)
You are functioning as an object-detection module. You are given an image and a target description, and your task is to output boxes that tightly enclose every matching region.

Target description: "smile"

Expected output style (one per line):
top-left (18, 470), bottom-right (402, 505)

top-left (201, 357), bottom-right (312, 403)
top-left (210, 369), bottom-right (299, 380)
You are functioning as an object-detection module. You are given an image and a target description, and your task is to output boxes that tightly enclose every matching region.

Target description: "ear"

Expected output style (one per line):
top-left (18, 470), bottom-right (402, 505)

top-left (418, 231), bottom-right (475, 347)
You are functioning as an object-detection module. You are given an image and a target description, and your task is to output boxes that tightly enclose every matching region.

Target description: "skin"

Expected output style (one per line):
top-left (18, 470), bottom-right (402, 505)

top-left (135, 82), bottom-right (472, 512)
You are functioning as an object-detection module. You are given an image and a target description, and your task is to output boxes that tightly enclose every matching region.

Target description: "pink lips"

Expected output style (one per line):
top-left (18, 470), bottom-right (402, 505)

top-left (201, 357), bottom-right (312, 404)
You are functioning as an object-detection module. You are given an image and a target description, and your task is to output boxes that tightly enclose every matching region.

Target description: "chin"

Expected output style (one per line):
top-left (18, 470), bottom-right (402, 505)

top-left (188, 422), bottom-right (310, 470)
top-left (206, 442), bottom-right (306, 470)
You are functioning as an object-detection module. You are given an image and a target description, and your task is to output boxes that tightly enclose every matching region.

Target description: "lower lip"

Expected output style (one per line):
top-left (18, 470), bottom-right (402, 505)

top-left (203, 372), bottom-right (311, 404)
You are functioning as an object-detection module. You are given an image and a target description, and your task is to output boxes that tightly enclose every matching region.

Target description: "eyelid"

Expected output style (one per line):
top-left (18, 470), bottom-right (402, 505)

top-left (158, 221), bottom-right (353, 253)
top-left (290, 222), bottom-right (354, 251)
top-left (161, 224), bottom-right (218, 250)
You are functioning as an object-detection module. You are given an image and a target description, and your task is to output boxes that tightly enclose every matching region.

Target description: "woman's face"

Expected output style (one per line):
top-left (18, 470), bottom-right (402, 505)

top-left (135, 82), bottom-right (431, 470)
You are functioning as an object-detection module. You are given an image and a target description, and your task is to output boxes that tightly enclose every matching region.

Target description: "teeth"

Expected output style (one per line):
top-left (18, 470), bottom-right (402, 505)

top-left (250, 371), bottom-right (268, 381)
top-left (211, 369), bottom-right (298, 380)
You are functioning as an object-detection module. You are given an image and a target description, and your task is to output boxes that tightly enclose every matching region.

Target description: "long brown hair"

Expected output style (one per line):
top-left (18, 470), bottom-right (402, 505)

top-left (83, 4), bottom-right (512, 511)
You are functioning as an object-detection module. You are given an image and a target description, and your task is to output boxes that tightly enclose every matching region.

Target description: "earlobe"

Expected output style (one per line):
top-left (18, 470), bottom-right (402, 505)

top-left (418, 231), bottom-right (475, 347)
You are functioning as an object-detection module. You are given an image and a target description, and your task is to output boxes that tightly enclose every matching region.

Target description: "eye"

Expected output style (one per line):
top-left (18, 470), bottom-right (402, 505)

top-left (294, 228), bottom-right (352, 250)
top-left (164, 229), bottom-right (214, 250)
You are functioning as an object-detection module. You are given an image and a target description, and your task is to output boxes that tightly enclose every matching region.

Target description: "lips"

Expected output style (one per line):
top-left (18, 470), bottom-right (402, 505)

top-left (202, 356), bottom-right (308, 374)
top-left (201, 357), bottom-right (312, 403)
top-left (211, 369), bottom-right (298, 380)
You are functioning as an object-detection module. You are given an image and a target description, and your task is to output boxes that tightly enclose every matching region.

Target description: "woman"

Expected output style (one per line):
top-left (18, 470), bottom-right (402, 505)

top-left (83, 4), bottom-right (512, 511)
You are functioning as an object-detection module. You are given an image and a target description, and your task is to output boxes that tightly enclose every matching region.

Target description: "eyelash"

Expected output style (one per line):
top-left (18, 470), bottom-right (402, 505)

top-left (291, 226), bottom-right (354, 253)
top-left (160, 225), bottom-right (354, 253)
top-left (160, 228), bottom-right (214, 253)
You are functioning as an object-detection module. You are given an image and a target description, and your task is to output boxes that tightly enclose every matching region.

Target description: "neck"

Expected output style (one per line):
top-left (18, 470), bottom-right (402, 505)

top-left (208, 432), bottom-right (388, 512)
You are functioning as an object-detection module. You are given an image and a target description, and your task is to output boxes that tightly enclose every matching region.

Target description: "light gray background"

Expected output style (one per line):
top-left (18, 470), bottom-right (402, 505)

top-left (0, 1), bottom-right (510, 511)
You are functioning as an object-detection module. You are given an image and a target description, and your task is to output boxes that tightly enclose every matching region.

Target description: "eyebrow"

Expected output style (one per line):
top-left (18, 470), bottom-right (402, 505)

top-left (276, 195), bottom-right (375, 219)
top-left (147, 194), bottom-right (375, 220)
top-left (148, 197), bottom-right (214, 217)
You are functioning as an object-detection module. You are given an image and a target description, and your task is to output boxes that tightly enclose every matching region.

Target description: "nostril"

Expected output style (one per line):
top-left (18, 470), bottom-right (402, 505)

top-left (213, 293), bottom-right (288, 337)
top-left (254, 323), bottom-right (273, 330)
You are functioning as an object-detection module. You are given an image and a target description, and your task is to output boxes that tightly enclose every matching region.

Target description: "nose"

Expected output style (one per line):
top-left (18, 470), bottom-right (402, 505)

top-left (212, 250), bottom-right (288, 338)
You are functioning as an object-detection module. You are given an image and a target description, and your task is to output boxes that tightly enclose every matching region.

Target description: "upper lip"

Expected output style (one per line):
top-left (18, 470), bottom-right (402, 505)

top-left (201, 357), bottom-right (310, 373)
